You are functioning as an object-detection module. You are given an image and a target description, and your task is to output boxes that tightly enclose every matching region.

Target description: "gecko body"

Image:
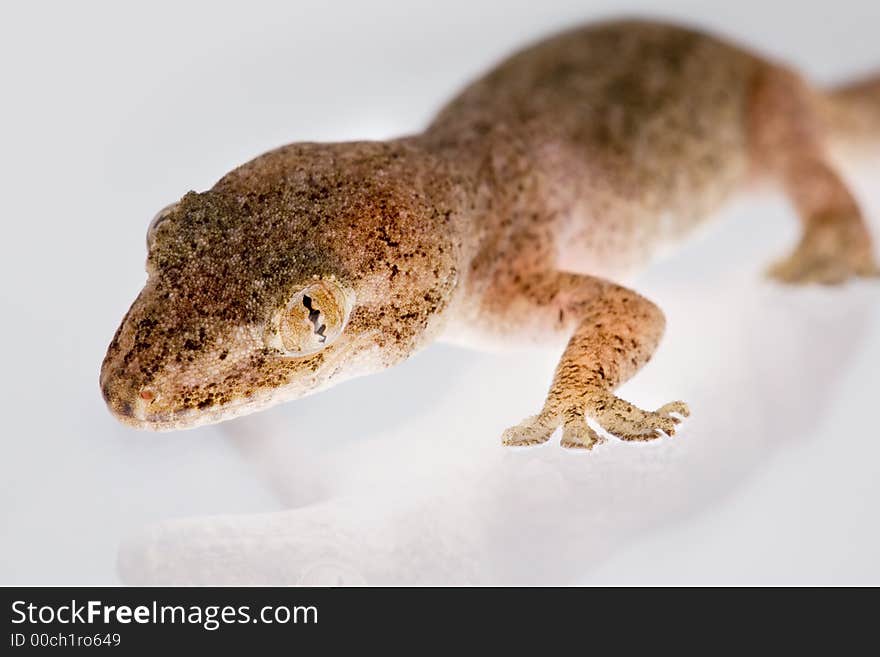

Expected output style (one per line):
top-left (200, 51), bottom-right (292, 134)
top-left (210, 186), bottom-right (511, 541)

top-left (102, 19), bottom-right (880, 447)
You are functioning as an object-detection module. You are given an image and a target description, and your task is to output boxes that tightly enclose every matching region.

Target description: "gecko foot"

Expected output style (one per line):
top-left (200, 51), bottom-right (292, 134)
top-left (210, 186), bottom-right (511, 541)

top-left (767, 215), bottom-right (880, 285)
top-left (502, 390), bottom-right (689, 450)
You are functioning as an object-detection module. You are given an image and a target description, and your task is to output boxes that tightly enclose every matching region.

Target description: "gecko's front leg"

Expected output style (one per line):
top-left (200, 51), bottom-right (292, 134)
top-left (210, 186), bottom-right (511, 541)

top-left (491, 272), bottom-right (689, 450)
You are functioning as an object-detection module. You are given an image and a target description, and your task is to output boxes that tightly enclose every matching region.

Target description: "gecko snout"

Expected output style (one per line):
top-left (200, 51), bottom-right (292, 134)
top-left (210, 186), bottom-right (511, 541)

top-left (100, 301), bottom-right (268, 431)
top-left (99, 364), bottom-right (160, 428)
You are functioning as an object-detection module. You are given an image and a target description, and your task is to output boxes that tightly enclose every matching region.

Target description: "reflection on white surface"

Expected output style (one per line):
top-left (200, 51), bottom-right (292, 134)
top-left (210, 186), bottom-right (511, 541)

top-left (1, 0), bottom-right (879, 585)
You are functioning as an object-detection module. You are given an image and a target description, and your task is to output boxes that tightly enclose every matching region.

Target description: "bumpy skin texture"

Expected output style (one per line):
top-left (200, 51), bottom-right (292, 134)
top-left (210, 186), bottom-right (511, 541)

top-left (101, 19), bottom-right (879, 447)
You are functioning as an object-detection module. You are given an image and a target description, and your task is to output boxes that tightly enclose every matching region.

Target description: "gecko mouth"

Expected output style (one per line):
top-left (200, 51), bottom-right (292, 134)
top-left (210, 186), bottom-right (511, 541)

top-left (100, 325), bottom-right (376, 431)
top-left (100, 379), bottom-right (280, 432)
top-left (99, 349), bottom-right (352, 432)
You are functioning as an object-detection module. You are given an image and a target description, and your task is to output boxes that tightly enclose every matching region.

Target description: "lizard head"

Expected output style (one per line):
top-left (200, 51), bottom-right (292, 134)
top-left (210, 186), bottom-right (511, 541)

top-left (101, 142), bottom-right (459, 431)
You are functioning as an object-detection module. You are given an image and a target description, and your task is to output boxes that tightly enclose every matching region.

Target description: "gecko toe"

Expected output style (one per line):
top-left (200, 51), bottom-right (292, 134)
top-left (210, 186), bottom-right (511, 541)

top-left (656, 400), bottom-right (690, 418)
top-left (501, 414), bottom-right (556, 447)
top-left (616, 429), bottom-right (665, 442)
top-left (560, 415), bottom-right (605, 450)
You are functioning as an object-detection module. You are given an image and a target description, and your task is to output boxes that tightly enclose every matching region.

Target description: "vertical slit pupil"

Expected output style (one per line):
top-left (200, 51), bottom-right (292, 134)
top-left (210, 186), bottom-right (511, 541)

top-left (302, 294), bottom-right (327, 342)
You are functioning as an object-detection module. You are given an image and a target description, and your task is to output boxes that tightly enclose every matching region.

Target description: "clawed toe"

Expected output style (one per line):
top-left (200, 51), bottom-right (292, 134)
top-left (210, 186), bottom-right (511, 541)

top-left (656, 400), bottom-right (690, 418)
top-left (767, 244), bottom-right (879, 286)
top-left (616, 428), bottom-right (667, 442)
top-left (615, 412), bottom-right (678, 442)
top-left (501, 414), bottom-right (556, 446)
top-left (768, 257), bottom-right (849, 285)
top-left (560, 416), bottom-right (605, 450)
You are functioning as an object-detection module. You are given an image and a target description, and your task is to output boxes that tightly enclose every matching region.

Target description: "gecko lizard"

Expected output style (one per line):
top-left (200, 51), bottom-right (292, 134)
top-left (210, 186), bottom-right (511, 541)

top-left (101, 18), bottom-right (880, 449)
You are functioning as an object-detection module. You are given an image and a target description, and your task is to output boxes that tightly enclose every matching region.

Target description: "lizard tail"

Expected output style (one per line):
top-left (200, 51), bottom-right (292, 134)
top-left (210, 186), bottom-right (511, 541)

top-left (821, 72), bottom-right (880, 157)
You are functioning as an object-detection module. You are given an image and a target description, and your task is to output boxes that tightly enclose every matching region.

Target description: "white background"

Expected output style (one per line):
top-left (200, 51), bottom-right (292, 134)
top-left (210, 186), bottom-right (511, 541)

top-left (1, 0), bottom-right (878, 584)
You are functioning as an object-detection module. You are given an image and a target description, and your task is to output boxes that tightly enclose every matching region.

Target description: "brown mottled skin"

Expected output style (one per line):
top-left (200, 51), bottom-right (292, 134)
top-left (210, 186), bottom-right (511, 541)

top-left (101, 19), bottom-right (880, 448)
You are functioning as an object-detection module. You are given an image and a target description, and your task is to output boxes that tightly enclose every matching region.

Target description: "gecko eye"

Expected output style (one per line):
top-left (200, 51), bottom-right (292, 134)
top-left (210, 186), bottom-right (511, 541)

top-left (265, 280), bottom-right (350, 356)
top-left (146, 202), bottom-right (179, 250)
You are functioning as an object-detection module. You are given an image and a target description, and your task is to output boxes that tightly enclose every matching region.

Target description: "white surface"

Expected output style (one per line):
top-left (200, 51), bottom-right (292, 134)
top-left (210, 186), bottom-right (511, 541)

top-left (1, 0), bottom-right (878, 585)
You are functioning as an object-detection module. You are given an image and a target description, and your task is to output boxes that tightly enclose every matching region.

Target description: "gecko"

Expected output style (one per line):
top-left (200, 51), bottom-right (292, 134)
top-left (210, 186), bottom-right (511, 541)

top-left (101, 18), bottom-right (880, 449)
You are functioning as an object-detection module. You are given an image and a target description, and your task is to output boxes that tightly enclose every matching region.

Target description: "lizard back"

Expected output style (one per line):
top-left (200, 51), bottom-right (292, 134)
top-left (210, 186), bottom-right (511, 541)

top-left (425, 19), bottom-right (759, 277)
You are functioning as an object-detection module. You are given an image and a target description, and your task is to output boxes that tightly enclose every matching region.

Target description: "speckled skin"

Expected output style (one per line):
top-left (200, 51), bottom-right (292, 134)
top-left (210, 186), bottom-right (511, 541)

top-left (101, 19), bottom-right (879, 448)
